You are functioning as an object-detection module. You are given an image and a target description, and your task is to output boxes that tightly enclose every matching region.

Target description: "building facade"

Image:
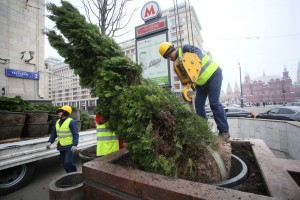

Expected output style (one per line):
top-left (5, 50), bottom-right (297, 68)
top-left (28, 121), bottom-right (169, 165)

top-left (45, 57), bottom-right (98, 113)
top-left (119, 38), bottom-right (136, 62)
top-left (0, 0), bottom-right (48, 101)
top-left (223, 67), bottom-right (297, 106)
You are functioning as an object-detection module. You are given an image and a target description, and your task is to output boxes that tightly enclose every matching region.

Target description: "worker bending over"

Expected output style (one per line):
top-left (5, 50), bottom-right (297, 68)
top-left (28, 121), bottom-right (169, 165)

top-left (159, 42), bottom-right (230, 140)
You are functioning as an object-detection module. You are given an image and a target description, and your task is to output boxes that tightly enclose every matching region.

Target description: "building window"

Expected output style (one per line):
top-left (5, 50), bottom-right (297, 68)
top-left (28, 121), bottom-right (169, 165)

top-left (89, 100), bottom-right (95, 106)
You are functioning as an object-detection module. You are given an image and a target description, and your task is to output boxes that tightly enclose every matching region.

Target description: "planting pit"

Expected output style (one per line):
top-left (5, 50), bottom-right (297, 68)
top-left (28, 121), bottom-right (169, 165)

top-left (82, 139), bottom-right (300, 199)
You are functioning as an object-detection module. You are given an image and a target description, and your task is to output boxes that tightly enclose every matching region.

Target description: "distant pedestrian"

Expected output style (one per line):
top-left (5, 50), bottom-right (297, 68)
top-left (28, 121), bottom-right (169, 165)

top-left (263, 102), bottom-right (265, 107)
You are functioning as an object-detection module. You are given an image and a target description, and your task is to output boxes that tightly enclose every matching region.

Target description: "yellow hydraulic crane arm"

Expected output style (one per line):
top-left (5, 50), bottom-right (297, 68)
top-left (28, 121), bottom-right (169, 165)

top-left (173, 52), bottom-right (202, 102)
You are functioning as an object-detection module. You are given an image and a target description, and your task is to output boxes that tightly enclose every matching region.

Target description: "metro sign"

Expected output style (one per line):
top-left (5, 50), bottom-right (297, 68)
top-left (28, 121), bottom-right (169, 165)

top-left (135, 18), bottom-right (167, 38)
top-left (141, 1), bottom-right (161, 22)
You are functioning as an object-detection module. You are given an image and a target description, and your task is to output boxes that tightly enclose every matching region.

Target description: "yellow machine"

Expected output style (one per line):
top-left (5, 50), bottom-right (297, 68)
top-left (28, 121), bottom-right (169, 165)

top-left (173, 52), bottom-right (202, 102)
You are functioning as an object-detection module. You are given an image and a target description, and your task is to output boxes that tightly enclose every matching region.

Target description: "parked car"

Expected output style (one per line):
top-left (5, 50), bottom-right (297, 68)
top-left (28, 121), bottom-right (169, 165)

top-left (285, 102), bottom-right (300, 106)
top-left (255, 106), bottom-right (300, 122)
top-left (205, 106), bottom-right (213, 118)
top-left (228, 104), bottom-right (240, 108)
top-left (224, 107), bottom-right (255, 118)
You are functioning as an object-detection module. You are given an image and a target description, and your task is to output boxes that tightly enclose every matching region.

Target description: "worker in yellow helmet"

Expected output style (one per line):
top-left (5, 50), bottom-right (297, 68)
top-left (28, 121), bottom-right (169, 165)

top-left (46, 105), bottom-right (79, 173)
top-left (159, 42), bottom-right (230, 141)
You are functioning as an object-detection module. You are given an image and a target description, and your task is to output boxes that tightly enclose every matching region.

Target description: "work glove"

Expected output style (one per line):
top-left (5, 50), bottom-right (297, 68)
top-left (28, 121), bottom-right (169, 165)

top-left (71, 146), bottom-right (77, 153)
top-left (46, 142), bottom-right (51, 149)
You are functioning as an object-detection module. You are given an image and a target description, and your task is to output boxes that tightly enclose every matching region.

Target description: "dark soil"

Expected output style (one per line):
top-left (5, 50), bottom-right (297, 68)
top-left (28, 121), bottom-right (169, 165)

top-left (80, 142), bottom-right (269, 196)
top-left (230, 142), bottom-right (269, 196)
top-left (80, 145), bottom-right (97, 158)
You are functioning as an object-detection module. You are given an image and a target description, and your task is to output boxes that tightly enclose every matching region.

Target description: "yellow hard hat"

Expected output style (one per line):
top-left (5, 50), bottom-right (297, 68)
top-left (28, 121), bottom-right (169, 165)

top-left (59, 105), bottom-right (72, 115)
top-left (159, 42), bottom-right (176, 58)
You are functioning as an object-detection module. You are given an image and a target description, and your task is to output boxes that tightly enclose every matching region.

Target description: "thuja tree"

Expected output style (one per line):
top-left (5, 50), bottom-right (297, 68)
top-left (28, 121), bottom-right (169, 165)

top-left (46, 1), bottom-right (227, 183)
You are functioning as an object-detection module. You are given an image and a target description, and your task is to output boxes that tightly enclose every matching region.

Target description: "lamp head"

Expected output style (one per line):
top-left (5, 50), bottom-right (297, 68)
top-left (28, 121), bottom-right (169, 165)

top-left (29, 51), bottom-right (35, 59)
top-left (25, 51), bottom-right (35, 63)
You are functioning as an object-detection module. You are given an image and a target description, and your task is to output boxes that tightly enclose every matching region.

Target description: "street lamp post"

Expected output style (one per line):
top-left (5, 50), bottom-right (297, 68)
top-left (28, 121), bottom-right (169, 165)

top-left (282, 89), bottom-right (286, 104)
top-left (238, 61), bottom-right (244, 108)
top-left (281, 81), bottom-right (286, 104)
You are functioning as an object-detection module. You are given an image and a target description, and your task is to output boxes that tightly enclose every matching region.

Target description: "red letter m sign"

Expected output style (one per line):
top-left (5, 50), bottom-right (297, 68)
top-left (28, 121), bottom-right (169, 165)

top-left (144, 6), bottom-right (155, 18)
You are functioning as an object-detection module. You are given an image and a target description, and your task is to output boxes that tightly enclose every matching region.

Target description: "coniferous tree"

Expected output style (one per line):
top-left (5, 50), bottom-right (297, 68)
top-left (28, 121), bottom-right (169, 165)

top-left (45, 1), bottom-right (230, 183)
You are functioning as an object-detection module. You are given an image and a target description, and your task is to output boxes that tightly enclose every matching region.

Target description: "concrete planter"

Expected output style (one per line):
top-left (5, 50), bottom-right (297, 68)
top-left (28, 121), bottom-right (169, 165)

top-left (21, 111), bottom-right (50, 138)
top-left (49, 172), bottom-right (84, 200)
top-left (71, 110), bottom-right (80, 121)
top-left (21, 122), bottom-right (50, 138)
top-left (0, 124), bottom-right (25, 140)
top-left (25, 111), bottom-right (49, 123)
top-left (0, 111), bottom-right (26, 124)
top-left (48, 114), bottom-right (59, 134)
top-left (79, 145), bottom-right (97, 164)
top-left (76, 120), bottom-right (82, 131)
top-left (0, 111), bottom-right (26, 140)
top-left (82, 139), bottom-right (300, 200)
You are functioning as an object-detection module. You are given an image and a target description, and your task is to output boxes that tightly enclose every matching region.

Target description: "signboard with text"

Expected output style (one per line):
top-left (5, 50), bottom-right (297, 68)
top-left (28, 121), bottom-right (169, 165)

top-left (135, 2), bottom-right (170, 86)
top-left (135, 17), bottom-right (167, 39)
top-left (5, 68), bottom-right (40, 80)
top-left (136, 33), bottom-right (169, 85)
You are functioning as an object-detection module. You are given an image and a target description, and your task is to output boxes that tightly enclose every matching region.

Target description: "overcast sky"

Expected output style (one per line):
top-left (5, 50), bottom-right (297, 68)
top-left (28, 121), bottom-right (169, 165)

top-left (45, 0), bottom-right (300, 91)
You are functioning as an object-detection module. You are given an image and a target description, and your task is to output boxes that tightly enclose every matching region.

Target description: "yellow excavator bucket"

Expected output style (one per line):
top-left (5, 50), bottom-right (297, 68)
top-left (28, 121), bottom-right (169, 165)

top-left (174, 52), bottom-right (202, 102)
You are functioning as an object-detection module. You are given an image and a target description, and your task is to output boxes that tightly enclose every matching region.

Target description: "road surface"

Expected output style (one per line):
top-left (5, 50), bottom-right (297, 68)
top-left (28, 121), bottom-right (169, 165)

top-left (0, 153), bottom-right (83, 200)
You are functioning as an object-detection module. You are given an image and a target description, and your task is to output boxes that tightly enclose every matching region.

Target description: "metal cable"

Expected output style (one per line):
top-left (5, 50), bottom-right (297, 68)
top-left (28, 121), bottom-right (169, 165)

top-left (184, 1), bottom-right (191, 51)
top-left (175, 0), bottom-right (182, 47)
top-left (188, 0), bottom-right (195, 50)
top-left (172, 0), bottom-right (179, 47)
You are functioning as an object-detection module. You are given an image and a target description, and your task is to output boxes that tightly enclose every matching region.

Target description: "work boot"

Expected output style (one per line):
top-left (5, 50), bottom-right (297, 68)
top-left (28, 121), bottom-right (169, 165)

top-left (218, 132), bottom-right (231, 142)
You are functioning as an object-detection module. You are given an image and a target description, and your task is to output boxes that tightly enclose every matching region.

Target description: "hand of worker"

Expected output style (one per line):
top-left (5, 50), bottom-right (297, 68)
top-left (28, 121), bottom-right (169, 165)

top-left (71, 146), bottom-right (77, 153)
top-left (46, 142), bottom-right (51, 149)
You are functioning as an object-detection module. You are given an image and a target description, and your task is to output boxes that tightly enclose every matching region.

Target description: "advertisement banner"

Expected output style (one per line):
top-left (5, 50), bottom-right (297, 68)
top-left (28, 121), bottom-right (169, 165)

top-left (136, 33), bottom-right (169, 85)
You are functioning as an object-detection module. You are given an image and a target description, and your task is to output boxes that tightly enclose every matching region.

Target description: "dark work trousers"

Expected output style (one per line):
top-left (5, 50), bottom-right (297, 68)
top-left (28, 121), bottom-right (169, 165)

top-left (60, 150), bottom-right (77, 173)
top-left (195, 67), bottom-right (229, 133)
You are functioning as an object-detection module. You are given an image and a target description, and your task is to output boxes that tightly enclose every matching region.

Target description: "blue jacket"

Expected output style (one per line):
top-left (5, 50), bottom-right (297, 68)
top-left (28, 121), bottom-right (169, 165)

top-left (48, 117), bottom-right (79, 151)
top-left (176, 44), bottom-right (205, 60)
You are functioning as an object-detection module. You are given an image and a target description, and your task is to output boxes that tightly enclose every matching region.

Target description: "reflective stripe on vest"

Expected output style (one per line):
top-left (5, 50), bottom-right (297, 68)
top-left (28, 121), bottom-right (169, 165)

top-left (96, 123), bottom-right (119, 156)
top-left (178, 48), bottom-right (218, 86)
top-left (178, 48), bottom-right (183, 57)
top-left (56, 118), bottom-right (73, 146)
top-left (195, 53), bottom-right (218, 85)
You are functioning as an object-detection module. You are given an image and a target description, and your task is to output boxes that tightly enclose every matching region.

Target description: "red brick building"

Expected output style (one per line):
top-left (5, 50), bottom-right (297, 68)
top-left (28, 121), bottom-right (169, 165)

top-left (222, 66), bottom-right (298, 105)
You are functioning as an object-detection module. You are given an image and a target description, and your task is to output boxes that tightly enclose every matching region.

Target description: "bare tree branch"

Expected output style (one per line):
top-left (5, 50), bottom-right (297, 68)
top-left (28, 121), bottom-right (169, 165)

top-left (80, 0), bottom-right (138, 37)
top-left (88, 0), bottom-right (100, 24)
top-left (80, 0), bottom-right (91, 23)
